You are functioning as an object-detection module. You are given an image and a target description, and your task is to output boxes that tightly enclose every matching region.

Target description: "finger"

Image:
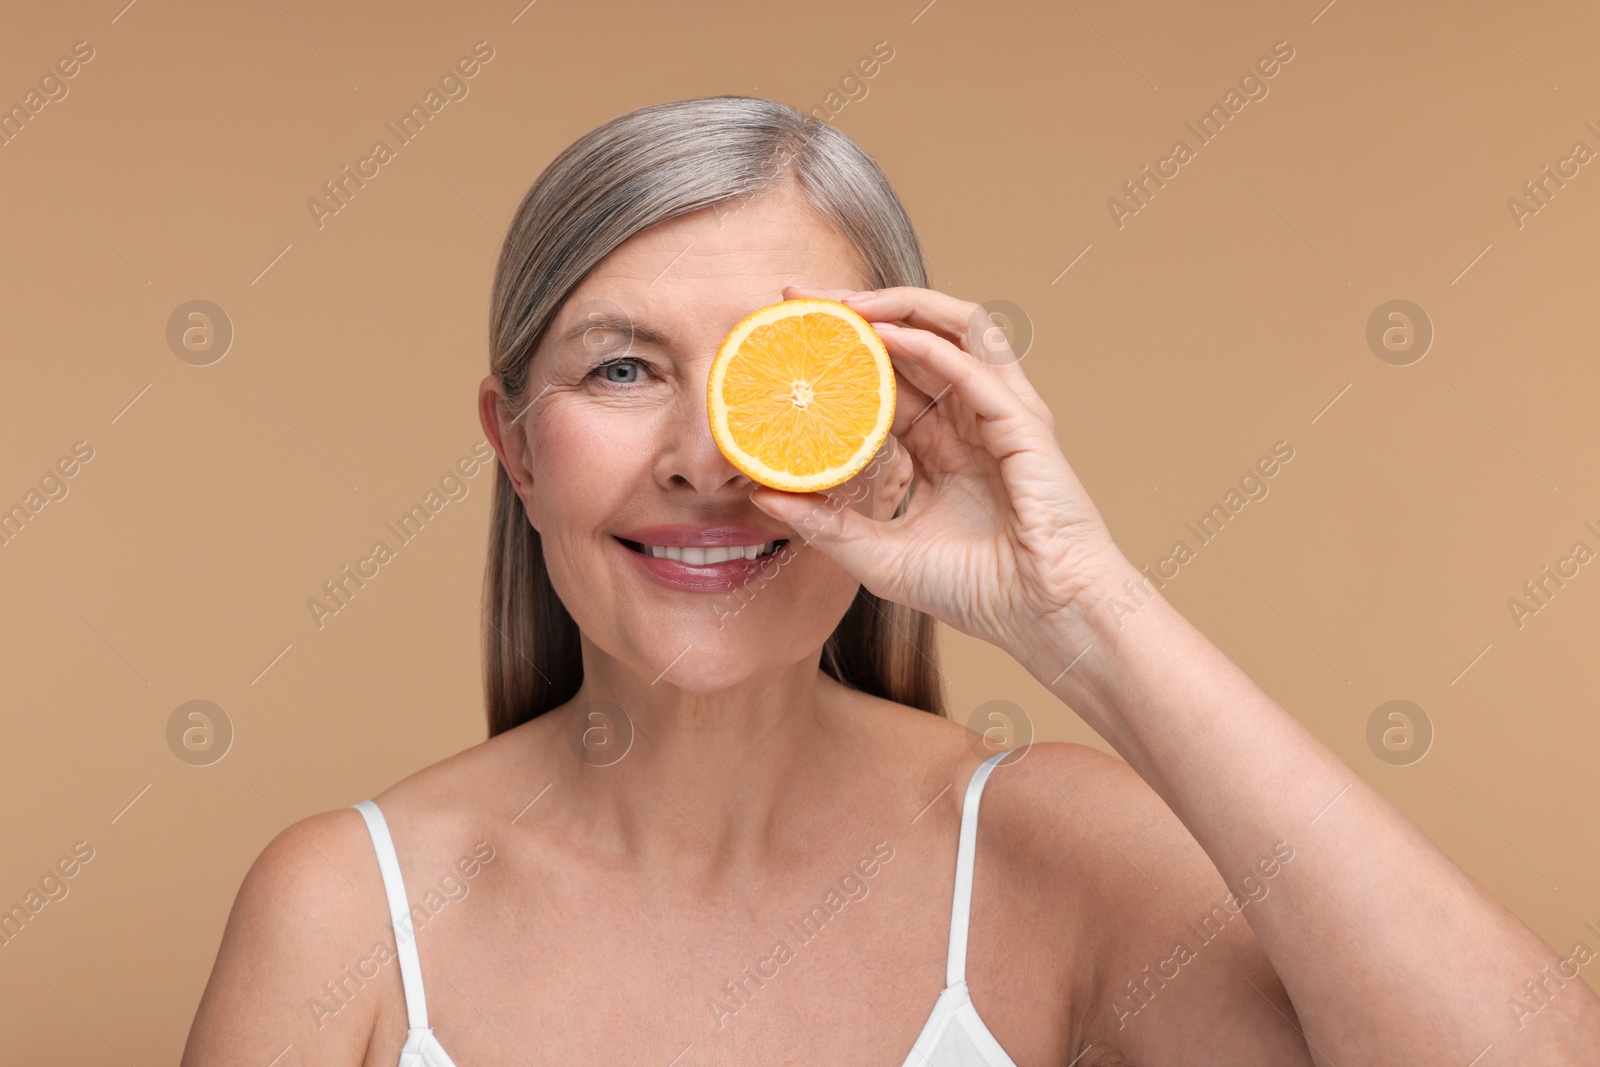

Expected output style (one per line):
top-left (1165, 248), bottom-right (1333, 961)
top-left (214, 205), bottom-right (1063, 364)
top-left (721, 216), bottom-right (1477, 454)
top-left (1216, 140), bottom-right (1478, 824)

top-left (781, 288), bottom-right (1023, 438)
top-left (783, 285), bottom-right (860, 303)
top-left (845, 288), bottom-right (1054, 427)
top-left (842, 286), bottom-right (984, 348)
top-left (874, 323), bottom-right (1056, 463)
top-left (869, 322), bottom-right (946, 421)
top-left (784, 286), bottom-right (920, 348)
top-left (890, 366), bottom-right (935, 438)
top-left (746, 481), bottom-right (896, 589)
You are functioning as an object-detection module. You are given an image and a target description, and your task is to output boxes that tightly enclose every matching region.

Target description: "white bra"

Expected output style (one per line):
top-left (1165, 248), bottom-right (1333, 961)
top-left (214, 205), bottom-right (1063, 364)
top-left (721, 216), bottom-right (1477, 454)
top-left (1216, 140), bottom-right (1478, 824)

top-left (352, 749), bottom-right (1018, 1066)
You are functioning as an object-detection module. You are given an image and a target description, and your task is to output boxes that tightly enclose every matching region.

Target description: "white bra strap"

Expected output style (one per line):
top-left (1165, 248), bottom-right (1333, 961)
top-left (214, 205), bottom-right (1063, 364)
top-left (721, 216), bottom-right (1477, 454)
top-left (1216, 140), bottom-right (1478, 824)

top-left (353, 800), bottom-right (429, 1029)
top-left (946, 751), bottom-right (1009, 988)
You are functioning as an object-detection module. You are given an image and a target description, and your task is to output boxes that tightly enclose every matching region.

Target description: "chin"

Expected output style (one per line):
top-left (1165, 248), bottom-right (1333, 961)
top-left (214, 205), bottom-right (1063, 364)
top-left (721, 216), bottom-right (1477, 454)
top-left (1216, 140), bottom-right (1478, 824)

top-left (635, 644), bottom-right (797, 692)
top-left (602, 605), bottom-right (840, 691)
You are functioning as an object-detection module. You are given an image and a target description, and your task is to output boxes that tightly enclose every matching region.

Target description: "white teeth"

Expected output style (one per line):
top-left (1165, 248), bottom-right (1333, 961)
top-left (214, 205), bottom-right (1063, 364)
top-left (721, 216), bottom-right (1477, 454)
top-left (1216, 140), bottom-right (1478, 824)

top-left (642, 541), bottom-right (776, 565)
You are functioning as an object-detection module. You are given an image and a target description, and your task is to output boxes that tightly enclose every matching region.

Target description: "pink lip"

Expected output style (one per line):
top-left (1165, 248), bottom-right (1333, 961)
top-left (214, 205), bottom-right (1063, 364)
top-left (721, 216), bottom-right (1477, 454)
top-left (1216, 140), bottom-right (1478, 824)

top-left (613, 534), bottom-right (792, 594)
top-left (615, 524), bottom-right (790, 548)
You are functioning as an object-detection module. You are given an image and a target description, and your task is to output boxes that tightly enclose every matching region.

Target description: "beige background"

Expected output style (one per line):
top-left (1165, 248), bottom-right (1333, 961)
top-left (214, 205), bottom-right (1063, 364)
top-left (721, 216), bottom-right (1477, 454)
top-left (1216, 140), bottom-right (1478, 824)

top-left (3, 0), bottom-right (1598, 1059)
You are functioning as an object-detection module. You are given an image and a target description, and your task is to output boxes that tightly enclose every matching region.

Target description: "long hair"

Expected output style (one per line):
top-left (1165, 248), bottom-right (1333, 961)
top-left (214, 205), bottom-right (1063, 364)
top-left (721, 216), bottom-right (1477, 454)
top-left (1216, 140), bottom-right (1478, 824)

top-left (483, 95), bottom-right (945, 737)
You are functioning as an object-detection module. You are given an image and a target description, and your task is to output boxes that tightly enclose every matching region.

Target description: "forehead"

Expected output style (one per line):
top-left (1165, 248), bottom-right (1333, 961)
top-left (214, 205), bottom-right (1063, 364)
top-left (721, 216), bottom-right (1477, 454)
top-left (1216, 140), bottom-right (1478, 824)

top-left (548, 184), bottom-right (871, 352)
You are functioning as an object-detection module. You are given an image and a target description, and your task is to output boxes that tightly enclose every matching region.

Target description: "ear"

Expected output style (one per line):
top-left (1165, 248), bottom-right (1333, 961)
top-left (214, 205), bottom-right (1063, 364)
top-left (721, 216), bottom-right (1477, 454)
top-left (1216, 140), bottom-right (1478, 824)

top-left (478, 373), bottom-right (538, 529)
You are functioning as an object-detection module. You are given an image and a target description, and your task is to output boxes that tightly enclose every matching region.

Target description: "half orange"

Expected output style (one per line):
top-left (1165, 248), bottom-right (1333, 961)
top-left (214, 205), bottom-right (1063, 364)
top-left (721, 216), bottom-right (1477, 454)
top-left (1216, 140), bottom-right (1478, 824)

top-left (708, 298), bottom-right (896, 493)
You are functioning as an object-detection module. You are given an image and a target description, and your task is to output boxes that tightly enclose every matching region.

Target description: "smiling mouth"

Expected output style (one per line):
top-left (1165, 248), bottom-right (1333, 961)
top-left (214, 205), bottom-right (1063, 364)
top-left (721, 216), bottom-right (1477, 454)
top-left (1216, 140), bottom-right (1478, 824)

top-left (615, 537), bottom-right (789, 566)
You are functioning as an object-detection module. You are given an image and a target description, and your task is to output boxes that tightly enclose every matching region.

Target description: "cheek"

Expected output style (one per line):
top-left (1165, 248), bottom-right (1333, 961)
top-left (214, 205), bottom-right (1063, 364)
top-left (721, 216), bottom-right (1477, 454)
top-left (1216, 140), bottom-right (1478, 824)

top-left (528, 409), bottom-right (637, 632)
top-left (530, 405), bottom-right (643, 513)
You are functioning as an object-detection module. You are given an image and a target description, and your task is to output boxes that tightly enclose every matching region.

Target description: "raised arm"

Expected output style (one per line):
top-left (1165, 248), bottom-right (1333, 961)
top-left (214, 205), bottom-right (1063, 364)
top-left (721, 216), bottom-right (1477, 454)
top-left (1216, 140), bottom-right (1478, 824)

top-left (759, 283), bottom-right (1600, 1064)
top-left (1011, 566), bottom-right (1600, 1063)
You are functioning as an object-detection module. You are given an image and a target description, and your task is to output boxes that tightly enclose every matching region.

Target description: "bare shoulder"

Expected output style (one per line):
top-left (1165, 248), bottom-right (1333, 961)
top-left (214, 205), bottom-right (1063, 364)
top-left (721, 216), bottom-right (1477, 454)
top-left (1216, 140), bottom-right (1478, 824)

top-left (971, 740), bottom-right (1312, 1064)
top-left (976, 739), bottom-right (1190, 890)
top-left (838, 702), bottom-right (1199, 1059)
top-left (955, 741), bottom-right (1160, 964)
top-left (184, 728), bottom-right (544, 1065)
top-left (363, 719), bottom-right (544, 836)
top-left (182, 807), bottom-right (396, 1066)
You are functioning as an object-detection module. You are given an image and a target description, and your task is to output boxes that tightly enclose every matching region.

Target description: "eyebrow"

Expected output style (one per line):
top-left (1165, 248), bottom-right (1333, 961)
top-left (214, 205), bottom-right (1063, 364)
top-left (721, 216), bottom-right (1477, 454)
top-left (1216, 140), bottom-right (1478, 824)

top-left (554, 314), bottom-right (673, 352)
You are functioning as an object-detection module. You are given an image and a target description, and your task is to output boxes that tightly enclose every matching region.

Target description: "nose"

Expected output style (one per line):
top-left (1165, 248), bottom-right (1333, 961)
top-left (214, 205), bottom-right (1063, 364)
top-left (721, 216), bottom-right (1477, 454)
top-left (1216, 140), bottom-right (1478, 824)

top-left (654, 366), bottom-right (754, 495)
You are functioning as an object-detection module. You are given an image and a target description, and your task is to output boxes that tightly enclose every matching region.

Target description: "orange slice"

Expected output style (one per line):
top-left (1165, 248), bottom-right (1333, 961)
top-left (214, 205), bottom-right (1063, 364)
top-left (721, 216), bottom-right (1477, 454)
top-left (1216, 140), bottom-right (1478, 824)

top-left (708, 298), bottom-right (896, 493)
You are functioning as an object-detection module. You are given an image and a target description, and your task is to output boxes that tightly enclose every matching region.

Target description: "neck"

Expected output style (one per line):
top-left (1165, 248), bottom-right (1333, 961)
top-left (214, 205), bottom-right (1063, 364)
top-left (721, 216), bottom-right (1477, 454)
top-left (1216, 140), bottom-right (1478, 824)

top-left (545, 638), bottom-right (852, 872)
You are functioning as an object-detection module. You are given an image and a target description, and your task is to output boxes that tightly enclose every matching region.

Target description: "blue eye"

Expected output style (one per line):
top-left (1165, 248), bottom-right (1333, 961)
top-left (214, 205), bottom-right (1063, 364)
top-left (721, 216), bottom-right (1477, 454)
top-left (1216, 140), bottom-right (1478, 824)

top-left (589, 357), bottom-right (650, 385)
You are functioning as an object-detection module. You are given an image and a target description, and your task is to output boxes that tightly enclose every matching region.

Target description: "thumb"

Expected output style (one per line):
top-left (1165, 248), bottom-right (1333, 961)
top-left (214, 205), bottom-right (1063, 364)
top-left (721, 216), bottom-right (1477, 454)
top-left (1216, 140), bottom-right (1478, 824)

top-left (749, 485), bottom-right (881, 570)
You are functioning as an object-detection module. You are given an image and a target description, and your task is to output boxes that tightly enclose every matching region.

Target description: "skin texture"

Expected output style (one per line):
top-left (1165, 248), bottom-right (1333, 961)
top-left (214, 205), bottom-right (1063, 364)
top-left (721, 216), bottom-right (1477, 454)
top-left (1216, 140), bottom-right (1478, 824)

top-left (181, 181), bottom-right (1600, 1066)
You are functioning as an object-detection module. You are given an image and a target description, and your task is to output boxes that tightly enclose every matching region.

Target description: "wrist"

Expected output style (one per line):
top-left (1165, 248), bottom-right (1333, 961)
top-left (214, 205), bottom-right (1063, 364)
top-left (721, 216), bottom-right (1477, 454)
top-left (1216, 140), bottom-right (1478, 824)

top-left (1010, 549), bottom-right (1168, 720)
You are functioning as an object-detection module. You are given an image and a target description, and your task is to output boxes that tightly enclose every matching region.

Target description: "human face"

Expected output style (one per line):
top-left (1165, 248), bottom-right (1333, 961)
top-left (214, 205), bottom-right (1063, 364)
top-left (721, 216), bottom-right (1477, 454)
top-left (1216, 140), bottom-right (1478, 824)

top-left (485, 183), bottom-right (914, 693)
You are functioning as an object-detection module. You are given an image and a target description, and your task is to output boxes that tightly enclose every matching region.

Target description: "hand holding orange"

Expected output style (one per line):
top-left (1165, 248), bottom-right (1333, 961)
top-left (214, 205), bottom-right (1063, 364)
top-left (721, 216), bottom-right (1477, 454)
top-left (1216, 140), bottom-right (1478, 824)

top-left (729, 284), bottom-right (1134, 657)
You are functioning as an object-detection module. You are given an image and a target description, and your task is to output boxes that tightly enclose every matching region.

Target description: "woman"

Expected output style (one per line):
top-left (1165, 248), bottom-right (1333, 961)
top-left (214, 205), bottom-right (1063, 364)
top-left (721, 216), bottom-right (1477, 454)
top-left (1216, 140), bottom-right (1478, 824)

top-left (183, 96), bottom-right (1599, 1066)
